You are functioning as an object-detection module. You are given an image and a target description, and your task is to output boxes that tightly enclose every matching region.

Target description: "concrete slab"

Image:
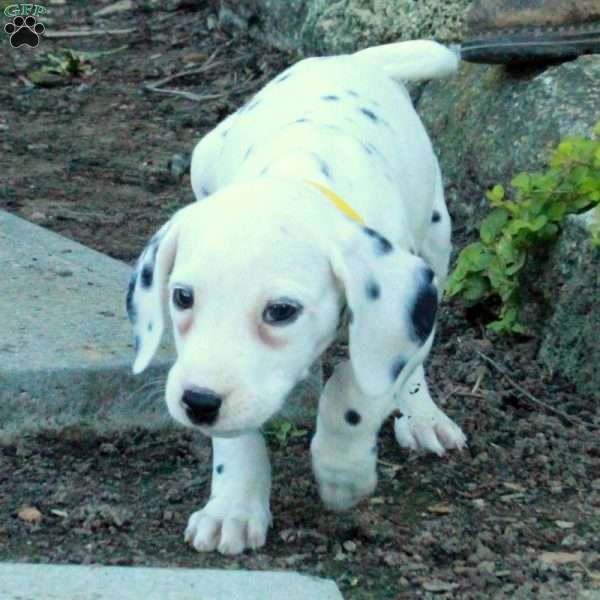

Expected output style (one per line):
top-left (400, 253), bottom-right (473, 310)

top-left (0, 563), bottom-right (344, 600)
top-left (0, 210), bottom-right (322, 437)
top-left (0, 209), bottom-right (175, 436)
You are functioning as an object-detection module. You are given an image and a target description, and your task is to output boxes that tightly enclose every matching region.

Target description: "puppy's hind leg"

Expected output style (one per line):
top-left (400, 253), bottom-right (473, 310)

top-left (393, 364), bottom-right (466, 456)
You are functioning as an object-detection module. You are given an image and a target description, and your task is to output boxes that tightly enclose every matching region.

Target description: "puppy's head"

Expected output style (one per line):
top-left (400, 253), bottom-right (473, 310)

top-left (127, 179), bottom-right (438, 436)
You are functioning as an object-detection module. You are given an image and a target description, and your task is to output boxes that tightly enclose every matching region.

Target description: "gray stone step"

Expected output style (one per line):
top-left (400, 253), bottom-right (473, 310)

top-left (0, 210), bottom-right (321, 437)
top-left (0, 563), bottom-right (344, 600)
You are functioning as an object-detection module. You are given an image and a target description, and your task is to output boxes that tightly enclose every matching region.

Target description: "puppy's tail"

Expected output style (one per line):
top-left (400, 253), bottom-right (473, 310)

top-left (353, 40), bottom-right (459, 82)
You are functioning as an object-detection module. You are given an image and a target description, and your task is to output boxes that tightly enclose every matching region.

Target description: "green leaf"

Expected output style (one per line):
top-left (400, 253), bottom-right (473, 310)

top-left (486, 184), bottom-right (505, 205)
top-left (529, 214), bottom-right (548, 231)
top-left (511, 172), bottom-right (531, 194)
top-left (461, 275), bottom-right (489, 303)
top-left (480, 208), bottom-right (509, 244)
top-left (546, 201), bottom-right (566, 221)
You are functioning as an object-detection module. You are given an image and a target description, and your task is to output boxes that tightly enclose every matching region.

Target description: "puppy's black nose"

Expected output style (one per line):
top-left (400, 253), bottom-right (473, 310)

top-left (181, 388), bottom-right (222, 425)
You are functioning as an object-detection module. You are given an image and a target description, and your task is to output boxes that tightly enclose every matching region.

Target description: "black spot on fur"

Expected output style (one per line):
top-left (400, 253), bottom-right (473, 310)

top-left (391, 357), bottom-right (406, 382)
top-left (363, 227), bottom-right (393, 255)
top-left (409, 383), bottom-right (421, 395)
top-left (432, 210), bottom-right (441, 223)
top-left (322, 94), bottom-right (340, 101)
top-left (216, 464), bottom-right (224, 474)
top-left (359, 107), bottom-right (379, 122)
top-left (345, 409), bottom-right (361, 425)
top-left (362, 141), bottom-right (385, 158)
top-left (126, 271), bottom-right (137, 323)
top-left (141, 264), bottom-right (153, 289)
top-left (411, 284), bottom-right (438, 343)
top-left (311, 153), bottom-right (332, 180)
top-left (366, 279), bottom-right (380, 300)
top-left (336, 303), bottom-right (348, 331)
top-left (422, 267), bottom-right (435, 285)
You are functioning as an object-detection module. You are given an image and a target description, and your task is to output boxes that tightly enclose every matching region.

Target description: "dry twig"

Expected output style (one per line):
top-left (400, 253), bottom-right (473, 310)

top-left (44, 28), bottom-right (135, 38)
top-left (476, 350), bottom-right (596, 429)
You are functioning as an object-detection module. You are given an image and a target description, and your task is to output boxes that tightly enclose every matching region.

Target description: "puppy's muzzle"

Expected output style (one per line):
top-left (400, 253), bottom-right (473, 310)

top-left (181, 387), bottom-right (222, 425)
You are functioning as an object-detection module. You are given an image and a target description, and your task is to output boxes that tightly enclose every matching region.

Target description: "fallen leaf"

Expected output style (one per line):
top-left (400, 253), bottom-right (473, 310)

top-left (422, 579), bottom-right (460, 592)
top-left (18, 506), bottom-right (42, 523)
top-left (539, 551), bottom-right (583, 565)
top-left (500, 493), bottom-right (525, 503)
top-left (502, 482), bottom-right (526, 492)
top-left (427, 503), bottom-right (452, 515)
top-left (555, 520), bottom-right (575, 529)
top-left (50, 509), bottom-right (68, 518)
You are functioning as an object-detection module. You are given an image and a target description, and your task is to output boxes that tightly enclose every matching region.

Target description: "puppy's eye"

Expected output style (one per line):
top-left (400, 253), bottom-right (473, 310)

top-left (172, 286), bottom-right (194, 310)
top-left (262, 299), bottom-right (303, 326)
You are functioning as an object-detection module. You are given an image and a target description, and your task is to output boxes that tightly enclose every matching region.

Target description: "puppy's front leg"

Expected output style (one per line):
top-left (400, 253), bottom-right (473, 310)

top-left (185, 431), bottom-right (272, 555)
top-left (311, 361), bottom-right (392, 512)
top-left (393, 364), bottom-right (466, 455)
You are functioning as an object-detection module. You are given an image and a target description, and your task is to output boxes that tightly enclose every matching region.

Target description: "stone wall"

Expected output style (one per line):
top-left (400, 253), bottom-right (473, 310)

top-left (219, 0), bottom-right (471, 54)
top-left (218, 0), bottom-right (600, 396)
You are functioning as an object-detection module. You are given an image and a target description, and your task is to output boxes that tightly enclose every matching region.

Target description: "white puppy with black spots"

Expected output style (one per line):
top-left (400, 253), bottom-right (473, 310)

top-left (127, 40), bottom-right (466, 555)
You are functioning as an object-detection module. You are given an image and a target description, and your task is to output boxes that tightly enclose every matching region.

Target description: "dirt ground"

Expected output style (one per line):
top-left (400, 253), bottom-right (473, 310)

top-left (1, 2), bottom-right (599, 599)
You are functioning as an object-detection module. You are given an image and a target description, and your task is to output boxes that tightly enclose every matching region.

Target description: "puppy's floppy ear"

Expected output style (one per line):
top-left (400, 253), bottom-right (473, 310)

top-left (126, 216), bottom-right (180, 374)
top-left (328, 223), bottom-right (439, 398)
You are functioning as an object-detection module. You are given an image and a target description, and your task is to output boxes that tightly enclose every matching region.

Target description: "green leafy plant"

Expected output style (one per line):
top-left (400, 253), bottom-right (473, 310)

top-left (590, 205), bottom-right (600, 247)
top-left (40, 46), bottom-right (126, 79)
top-left (447, 121), bottom-right (600, 334)
top-left (42, 50), bottom-right (94, 78)
top-left (264, 419), bottom-right (307, 448)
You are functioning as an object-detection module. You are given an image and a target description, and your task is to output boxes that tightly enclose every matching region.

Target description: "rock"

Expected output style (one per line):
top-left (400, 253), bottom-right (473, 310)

top-left (218, 5), bottom-right (250, 31)
top-left (220, 0), bottom-right (468, 54)
top-left (417, 56), bottom-right (599, 394)
top-left (167, 153), bottom-right (191, 179)
top-left (27, 70), bottom-right (65, 88)
top-left (418, 56), bottom-right (600, 233)
top-left (537, 209), bottom-right (599, 397)
top-left (301, 0), bottom-right (469, 55)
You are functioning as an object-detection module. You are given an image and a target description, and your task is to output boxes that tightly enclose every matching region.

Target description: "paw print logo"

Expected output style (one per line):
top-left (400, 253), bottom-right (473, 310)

top-left (5, 16), bottom-right (45, 48)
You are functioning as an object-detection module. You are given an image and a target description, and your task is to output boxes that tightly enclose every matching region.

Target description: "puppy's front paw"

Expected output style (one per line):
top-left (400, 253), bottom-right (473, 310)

top-left (311, 435), bottom-right (377, 512)
top-left (184, 494), bottom-right (271, 555)
top-left (394, 408), bottom-right (466, 456)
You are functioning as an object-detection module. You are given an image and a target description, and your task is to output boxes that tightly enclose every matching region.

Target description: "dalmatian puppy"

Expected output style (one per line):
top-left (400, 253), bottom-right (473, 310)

top-left (127, 40), bottom-right (466, 555)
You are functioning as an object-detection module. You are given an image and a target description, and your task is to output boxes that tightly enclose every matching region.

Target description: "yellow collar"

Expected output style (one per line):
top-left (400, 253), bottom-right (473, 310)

top-left (306, 180), bottom-right (365, 225)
